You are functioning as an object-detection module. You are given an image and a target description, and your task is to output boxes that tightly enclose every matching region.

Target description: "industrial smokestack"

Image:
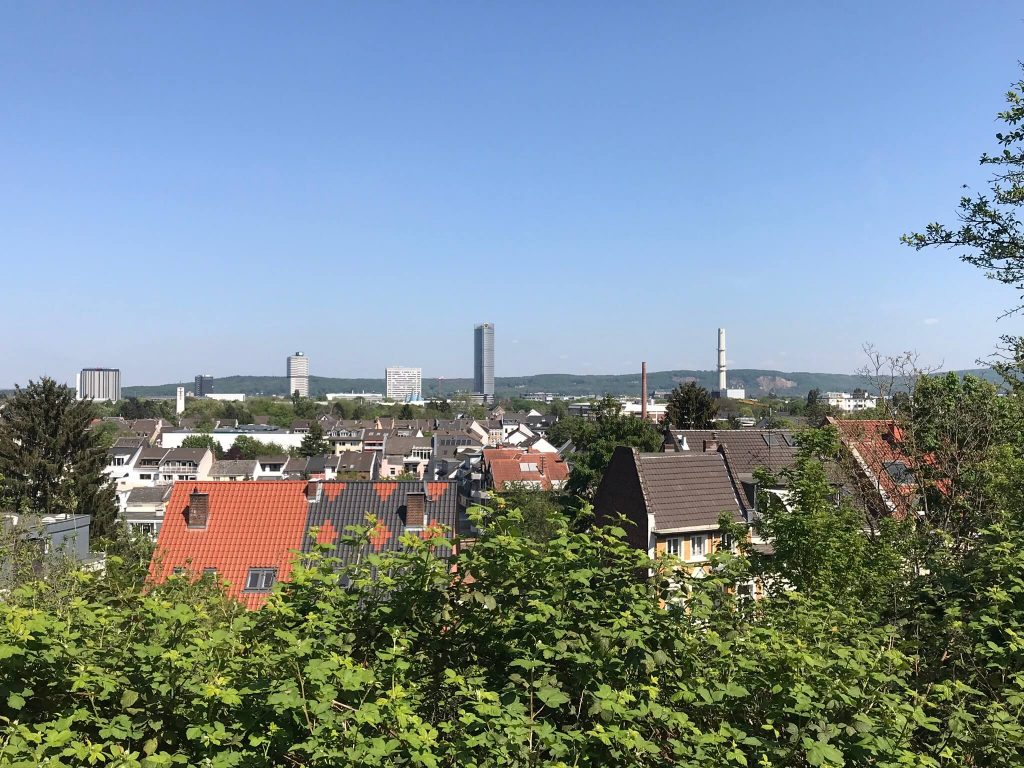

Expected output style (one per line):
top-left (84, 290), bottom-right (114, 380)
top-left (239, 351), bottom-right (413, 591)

top-left (641, 362), bottom-right (648, 420)
top-left (718, 328), bottom-right (727, 394)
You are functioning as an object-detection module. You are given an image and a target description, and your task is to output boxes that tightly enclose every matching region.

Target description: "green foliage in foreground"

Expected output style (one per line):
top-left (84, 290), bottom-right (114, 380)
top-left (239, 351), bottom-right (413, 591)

top-left (3, 495), bottom-right (1024, 767)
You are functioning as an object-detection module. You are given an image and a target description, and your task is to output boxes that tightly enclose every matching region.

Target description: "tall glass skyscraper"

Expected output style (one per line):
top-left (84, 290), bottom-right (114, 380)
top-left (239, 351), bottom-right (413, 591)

top-left (474, 323), bottom-right (495, 400)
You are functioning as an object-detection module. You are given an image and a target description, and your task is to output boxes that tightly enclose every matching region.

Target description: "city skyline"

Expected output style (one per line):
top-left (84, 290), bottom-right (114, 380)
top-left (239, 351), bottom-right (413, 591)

top-left (2, 4), bottom-right (1023, 385)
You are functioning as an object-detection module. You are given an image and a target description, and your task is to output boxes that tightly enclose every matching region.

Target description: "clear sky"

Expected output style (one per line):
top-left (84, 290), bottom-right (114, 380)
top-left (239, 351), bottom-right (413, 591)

top-left (2, 2), bottom-right (1022, 387)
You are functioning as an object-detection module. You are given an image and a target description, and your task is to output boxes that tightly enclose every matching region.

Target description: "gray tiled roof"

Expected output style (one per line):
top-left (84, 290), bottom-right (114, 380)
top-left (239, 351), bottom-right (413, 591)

top-left (336, 452), bottom-right (376, 473)
top-left (667, 430), bottom-right (798, 476)
top-left (635, 451), bottom-right (747, 531)
top-left (125, 485), bottom-right (173, 505)
top-left (302, 481), bottom-right (464, 566)
top-left (209, 459), bottom-right (257, 477)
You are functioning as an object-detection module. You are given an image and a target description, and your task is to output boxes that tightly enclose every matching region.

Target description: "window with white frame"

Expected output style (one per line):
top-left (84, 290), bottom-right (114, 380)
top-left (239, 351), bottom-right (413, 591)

top-left (245, 568), bottom-right (276, 592)
top-left (665, 537), bottom-right (682, 557)
top-left (688, 534), bottom-right (706, 561)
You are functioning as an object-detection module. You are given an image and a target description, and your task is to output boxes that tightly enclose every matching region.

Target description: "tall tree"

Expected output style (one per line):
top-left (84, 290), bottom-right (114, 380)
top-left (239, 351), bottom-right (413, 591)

top-left (298, 422), bottom-right (330, 457)
top-left (551, 395), bottom-right (663, 498)
top-left (665, 382), bottom-right (718, 429)
top-left (0, 378), bottom-right (118, 539)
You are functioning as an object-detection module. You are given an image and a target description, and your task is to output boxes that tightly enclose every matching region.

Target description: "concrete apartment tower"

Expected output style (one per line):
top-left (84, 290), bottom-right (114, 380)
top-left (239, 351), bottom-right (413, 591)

top-left (386, 367), bottom-right (423, 402)
top-left (76, 368), bottom-right (121, 402)
top-left (717, 328), bottom-right (728, 395)
top-left (287, 352), bottom-right (310, 398)
top-left (474, 323), bottom-right (495, 402)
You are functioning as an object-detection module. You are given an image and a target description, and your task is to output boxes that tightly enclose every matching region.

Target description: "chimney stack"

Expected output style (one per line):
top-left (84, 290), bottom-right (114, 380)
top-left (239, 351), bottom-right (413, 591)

top-left (717, 328), bottom-right (727, 395)
top-left (703, 439), bottom-right (719, 453)
top-left (305, 480), bottom-right (321, 502)
top-left (406, 491), bottom-right (426, 528)
top-left (641, 361), bottom-right (648, 420)
top-left (187, 489), bottom-right (210, 529)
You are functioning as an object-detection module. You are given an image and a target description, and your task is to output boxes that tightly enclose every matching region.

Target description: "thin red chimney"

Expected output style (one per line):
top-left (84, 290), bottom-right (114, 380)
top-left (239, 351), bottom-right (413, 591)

top-left (641, 362), bottom-right (648, 420)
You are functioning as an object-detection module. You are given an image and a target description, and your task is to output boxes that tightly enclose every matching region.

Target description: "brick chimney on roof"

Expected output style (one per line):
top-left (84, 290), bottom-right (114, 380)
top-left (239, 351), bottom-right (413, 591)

top-left (406, 491), bottom-right (425, 528)
top-left (703, 440), bottom-right (719, 453)
top-left (641, 362), bottom-right (648, 421)
top-left (306, 480), bottom-right (321, 502)
top-left (187, 489), bottom-right (209, 529)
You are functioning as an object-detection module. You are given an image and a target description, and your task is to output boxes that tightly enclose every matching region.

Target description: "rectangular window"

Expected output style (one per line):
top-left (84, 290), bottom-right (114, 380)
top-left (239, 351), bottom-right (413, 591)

top-left (202, 567), bottom-right (217, 578)
top-left (665, 537), bottom-right (681, 557)
top-left (140, 473), bottom-right (152, 480)
top-left (245, 568), bottom-right (276, 592)
top-left (689, 535), bottom-right (706, 561)
top-left (719, 533), bottom-right (733, 552)
top-left (172, 567), bottom-right (184, 575)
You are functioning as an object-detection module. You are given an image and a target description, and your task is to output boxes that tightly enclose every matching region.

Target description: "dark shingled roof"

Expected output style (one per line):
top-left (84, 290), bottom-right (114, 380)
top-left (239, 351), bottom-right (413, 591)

top-left (666, 430), bottom-right (799, 476)
top-left (302, 481), bottom-right (465, 566)
top-left (635, 451), bottom-right (747, 531)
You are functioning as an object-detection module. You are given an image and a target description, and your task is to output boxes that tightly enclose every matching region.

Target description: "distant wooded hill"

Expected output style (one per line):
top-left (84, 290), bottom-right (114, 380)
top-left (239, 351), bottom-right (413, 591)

top-left (121, 368), bottom-right (1002, 400)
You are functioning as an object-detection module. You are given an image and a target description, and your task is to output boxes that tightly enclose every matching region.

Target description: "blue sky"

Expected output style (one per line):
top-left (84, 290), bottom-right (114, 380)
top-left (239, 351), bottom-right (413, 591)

top-left (1, 2), bottom-right (1022, 386)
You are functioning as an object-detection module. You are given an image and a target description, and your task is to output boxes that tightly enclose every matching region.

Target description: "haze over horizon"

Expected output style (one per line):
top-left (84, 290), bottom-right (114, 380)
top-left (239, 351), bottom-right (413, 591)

top-left (3, 2), bottom-right (1023, 387)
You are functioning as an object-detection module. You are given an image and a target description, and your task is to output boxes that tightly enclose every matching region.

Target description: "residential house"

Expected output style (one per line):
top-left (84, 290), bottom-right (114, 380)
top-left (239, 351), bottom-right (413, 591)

top-left (379, 436), bottom-right (433, 479)
top-left (256, 455), bottom-right (288, 479)
top-left (209, 459), bottom-right (258, 481)
top-left (334, 451), bottom-right (378, 480)
top-left (829, 418), bottom-right (918, 519)
top-left (123, 485), bottom-right (173, 538)
top-left (482, 448), bottom-right (569, 492)
top-left (328, 427), bottom-right (365, 454)
top-left (158, 448), bottom-right (214, 484)
top-left (150, 480), bottom-right (466, 608)
top-left (593, 446), bottom-right (750, 577)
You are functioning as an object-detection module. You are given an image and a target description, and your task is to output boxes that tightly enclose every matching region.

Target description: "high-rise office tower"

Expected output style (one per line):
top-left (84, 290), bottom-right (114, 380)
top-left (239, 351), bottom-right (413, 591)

top-left (76, 368), bottom-right (121, 402)
top-left (287, 352), bottom-right (310, 397)
top-left (474, 323), bottom-right (495, 401)
top-left (194, 375), bottom-right (214, 397)
top-left (386, 367), bottom-right (423, 402)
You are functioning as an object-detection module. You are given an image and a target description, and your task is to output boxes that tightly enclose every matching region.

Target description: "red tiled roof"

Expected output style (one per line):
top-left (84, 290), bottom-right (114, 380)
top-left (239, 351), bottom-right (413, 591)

top-left (150, 481), bottom-right (310, 609)
top-left (832, 419), bottom-right (917, 519)
top-left (483, 448), bottom-right (569, 491)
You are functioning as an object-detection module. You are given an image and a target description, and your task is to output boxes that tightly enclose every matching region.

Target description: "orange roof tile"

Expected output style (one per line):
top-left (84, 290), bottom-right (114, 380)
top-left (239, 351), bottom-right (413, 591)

top-left (832, 419), bottom-right (917, 519)
top-left (150, 481), bottom-right (310, 609)
top-left (483, 448), bottom-right (569, 491)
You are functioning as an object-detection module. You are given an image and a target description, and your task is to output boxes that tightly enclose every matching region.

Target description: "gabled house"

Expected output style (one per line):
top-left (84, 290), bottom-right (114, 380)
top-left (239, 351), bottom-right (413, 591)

top-left (829, 418), bottom-right (919, 520)
top-left (158, 448), bottom-right (214, 484)
top-left (209, 459), bottom-right (258, 481)
top-left (150, 480), bottom-right (467, 608)
top-left (334, 451), bottom-right (378, 480)
top-left (256, 455), bottom-right (288, 479)
top-left (482, 448), bottom-right (569, 491)
top-left (593, 447), bottom-right (750, 576)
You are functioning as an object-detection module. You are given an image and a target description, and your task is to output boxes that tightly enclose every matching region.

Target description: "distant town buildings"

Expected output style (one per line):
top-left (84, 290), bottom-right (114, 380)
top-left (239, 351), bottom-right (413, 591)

top-left (194, 375), bottom-right (214, 397)
top-left (287, 352), bottom-right (309, 398)
top-left (76, 368), bottom-right (121, 402)
top-left (474, 323), bottom-right (495, 402)
top-left (385, 367), bottom-right (423, 402)
top-left (822, 391), bottom-right (878, 412)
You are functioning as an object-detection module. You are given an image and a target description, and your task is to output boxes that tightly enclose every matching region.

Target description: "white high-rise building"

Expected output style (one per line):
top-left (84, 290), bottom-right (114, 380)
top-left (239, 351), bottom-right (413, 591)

top-left (386, 367), bottom-right (423, 402)
top-left (287, 352), bottom-right (309, 398)
top-left (76, 368), bottom-right (121, 402)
